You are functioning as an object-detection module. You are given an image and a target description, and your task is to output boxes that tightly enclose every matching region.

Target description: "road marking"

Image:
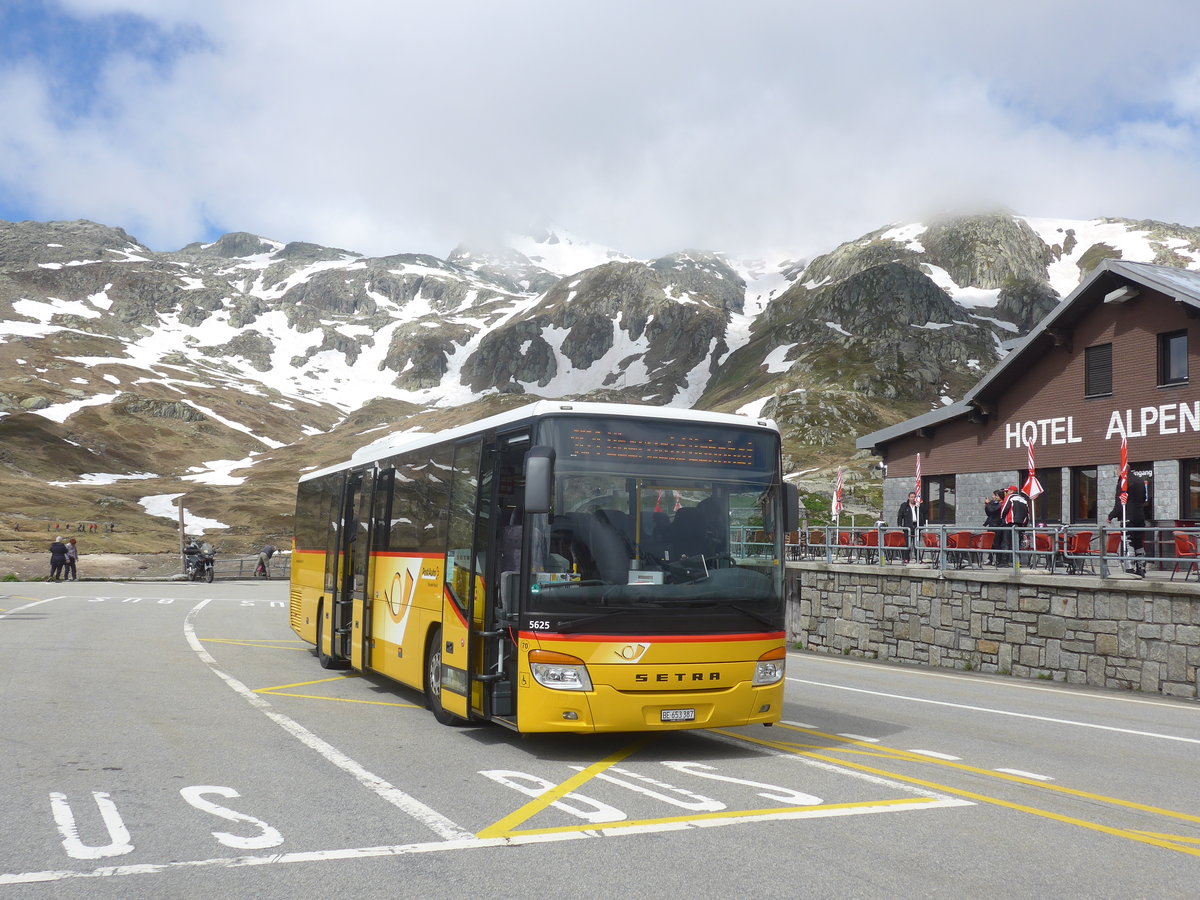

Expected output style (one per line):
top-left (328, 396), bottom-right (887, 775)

top-left (995, 768), bottom-right (1053, 781)
top-left (477, 738), bottom-right (652, 838)
top-left (0, 597), bottom-right (55, 619)
top-left (790, 678), bottom-right (1200, 745)
top-left (837, 733), bottom-right (879, 743)
top-left (203, 638), bottom-right (310, 650)
top-left (0, 798), bottom-right (978, 887)
top-left (183, 599), bottom-right (472, 841)
top-left (906, 749), bottom-right (961, 760)
top-left (760, 722), bottom-right (1200, 855)
top-left (795, 653), bottom-right (1200, 712)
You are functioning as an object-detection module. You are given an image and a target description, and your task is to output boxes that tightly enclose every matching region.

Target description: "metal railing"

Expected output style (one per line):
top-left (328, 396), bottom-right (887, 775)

top-left (786, 524), bottom-right (1200, 580)
top-left (179, 553), bottom-right (292, 581)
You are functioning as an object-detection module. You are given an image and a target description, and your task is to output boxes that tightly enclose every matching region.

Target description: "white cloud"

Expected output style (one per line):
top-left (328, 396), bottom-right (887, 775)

top-left (1, 1), bottom-right (1198, 264)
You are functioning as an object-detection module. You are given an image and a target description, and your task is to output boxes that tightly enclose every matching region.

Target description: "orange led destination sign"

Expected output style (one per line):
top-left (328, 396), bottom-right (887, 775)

top-left (565, 426), bottom-right (757, 467)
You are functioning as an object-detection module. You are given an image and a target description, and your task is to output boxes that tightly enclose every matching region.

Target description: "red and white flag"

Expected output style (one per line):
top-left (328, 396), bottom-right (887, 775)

top-left (914, 453), bottom-right (922, 506)
top-left (1023, 440), bottom-right (1044, 500)
top-left (832, 467), bottom-right (844, 517)
top-left (1119, 435), bottom-right (1129, 506)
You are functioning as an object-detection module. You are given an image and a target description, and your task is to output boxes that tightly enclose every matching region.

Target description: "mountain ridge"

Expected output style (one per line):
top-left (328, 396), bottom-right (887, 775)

top-left (2, 213), bottom-right (1198, 556)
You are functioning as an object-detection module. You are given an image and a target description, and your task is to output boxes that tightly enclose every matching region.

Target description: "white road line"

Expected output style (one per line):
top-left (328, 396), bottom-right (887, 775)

top-left (794, 653), bottom-right (1199, 712)
top-left (183, 599), bottom-right (473, 841)
top-left (789, 678), bottom-right (1200, 746)
top-left (0, 597), bottom-right (57, 618)
top-left (906, 749), bottom-right (962, 761)
top-left (837, 733), bottom-right (880, 743)
top-left (0, 798), bottom-right (974, 885)
top-left (995, 768), bottom-right (1053, 781)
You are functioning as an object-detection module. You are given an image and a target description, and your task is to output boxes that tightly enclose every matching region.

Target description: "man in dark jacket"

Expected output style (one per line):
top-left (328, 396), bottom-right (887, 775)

top-left (1107, 472), bottom-right (1148, 576)
top-left (896, 492), bottom-right (926, 562)
top-left (983, 489), bottom-right (1004, 565)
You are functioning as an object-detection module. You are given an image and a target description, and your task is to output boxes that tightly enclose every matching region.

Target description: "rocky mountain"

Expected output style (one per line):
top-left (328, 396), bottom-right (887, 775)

top-left (2, 213), bottom-right (1198, 557)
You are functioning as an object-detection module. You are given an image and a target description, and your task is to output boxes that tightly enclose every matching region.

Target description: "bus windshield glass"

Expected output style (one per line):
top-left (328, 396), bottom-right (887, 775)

top-left (525, 416), bottom-right (784, 634)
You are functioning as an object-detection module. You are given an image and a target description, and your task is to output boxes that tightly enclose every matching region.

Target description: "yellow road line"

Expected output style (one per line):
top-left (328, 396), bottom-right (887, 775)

top-left (719, 728), bottom-right (1200, 858)
top-left (502, 796), bottom-right (943, 837)
top-left (477, 738), bottom-right (654, 839)
top-left (775, 723), bottom-right (1200, 825)
top-left (202, 639), bottom-right (311, 650)
top-left (255, 675), bottom-right (358, 692)
top-left (256, 691), bottom-right (419, 709)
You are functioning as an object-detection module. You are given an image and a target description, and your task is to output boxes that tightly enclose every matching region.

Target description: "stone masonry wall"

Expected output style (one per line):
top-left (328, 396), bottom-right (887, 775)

top-left (786, 563), bottom-right (1200, 698)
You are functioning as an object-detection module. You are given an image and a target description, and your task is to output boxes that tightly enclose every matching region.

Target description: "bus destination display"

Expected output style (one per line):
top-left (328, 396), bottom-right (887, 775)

top-left (565, 426), bottom-right (758, 468)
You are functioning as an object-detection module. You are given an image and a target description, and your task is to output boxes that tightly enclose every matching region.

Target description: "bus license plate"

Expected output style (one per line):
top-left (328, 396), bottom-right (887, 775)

top-left (661, 708), bottom-right (695, 723)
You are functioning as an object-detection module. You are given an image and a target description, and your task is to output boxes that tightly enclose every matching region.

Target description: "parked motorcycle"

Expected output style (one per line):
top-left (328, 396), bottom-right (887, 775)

top-left (183, 542), bottom-right (216, 583)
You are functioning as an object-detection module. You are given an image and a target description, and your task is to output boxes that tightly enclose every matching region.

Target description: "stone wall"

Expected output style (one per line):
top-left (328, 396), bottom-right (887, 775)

top-left (786, 562), bottom-right (1200, 698)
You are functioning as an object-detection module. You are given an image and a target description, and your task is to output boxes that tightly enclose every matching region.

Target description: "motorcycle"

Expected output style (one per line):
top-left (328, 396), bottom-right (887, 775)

top-left (183, 543), bottom-right (216, 583)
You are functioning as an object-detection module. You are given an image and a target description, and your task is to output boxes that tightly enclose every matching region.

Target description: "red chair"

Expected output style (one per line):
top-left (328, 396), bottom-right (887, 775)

top-left (1171, 531), bottom-right (1199, 581)
top-left (836, 531), bottom-right (860, 561)
top-left (883, 530), bottom-right (909, 562)
top-left (972, 531), bottom-right (995, 567)
top-left (1065, 531), bottom-right (1096, 575)
top-left (859, 529), bottom-right (880, 563)
top-left (920, 531), bottom-right (941, 565)
top-left (946, 531), bottom-right (973, 568)
top-left (1032, 531), bottom-right (1055, 568)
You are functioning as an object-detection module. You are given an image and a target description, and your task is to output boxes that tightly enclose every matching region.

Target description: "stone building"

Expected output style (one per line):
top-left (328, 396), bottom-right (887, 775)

top-left (857, 260), bottom-right (1200, 545)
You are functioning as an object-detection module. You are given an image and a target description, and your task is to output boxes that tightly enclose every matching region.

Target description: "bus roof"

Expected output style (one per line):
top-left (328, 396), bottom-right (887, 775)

top-left (299, 400), bottom-right (780, 483)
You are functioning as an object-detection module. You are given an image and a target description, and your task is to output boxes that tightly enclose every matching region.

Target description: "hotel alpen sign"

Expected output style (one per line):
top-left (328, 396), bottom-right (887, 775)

top-left (1004, 400), bottom-right (1200, 449)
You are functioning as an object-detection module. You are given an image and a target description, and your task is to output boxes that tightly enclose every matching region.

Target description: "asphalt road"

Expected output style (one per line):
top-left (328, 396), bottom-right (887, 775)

top-left (2, 581), bottom-right (1198, 898)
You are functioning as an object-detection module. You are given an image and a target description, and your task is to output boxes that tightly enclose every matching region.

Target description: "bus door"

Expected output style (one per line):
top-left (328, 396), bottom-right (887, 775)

top-left (470, 430), bottom-right (529, 724)
top-left (348, 468), bottom-right (376, 670)
top-left (323, 468), bottom-right (372, 667)
top-left (440, 440), bottom-right (482, 721)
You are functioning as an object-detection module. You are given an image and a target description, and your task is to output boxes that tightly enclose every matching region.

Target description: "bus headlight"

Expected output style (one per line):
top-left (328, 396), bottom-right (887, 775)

top-left (529, 649), bottom-right (593, 692)
top-left (753, 647), bottom-right (786, 686)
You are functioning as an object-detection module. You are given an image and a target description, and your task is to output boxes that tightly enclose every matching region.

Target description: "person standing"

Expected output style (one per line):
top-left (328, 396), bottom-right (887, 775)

top-left (999, 485), bottom-right (1031, 566)
top-left (1107, 471), bottom-right (1148, 577)
top-left (256, 543), bottom-right (277, 579)
top-left (65, 537), bottom-right (79, 581)
top-left (49, 536), bottom-right (68, 581)
top-left (983, 489), bottom-right (1004, 565)
top-left (895, 492), bottom-right (925, 562)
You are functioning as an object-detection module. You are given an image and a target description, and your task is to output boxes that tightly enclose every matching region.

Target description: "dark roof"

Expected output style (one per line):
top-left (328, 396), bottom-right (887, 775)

top-left (856, 259), bottom-right (1200, 455)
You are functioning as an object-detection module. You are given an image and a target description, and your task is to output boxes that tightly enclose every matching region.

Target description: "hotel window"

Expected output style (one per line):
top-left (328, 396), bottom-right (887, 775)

top-left (924, 475), bottom-right (956, 523)
top-left (1182, 459), bottom-right (1200, 520)
top-left (1020, 467), bottom-right (1062, 523)
top-left (1084, 343), bottom-right (1112, 398)
top-left (1071, 466), bottom-right (1098, 522)
top-left (1158, 330), bottom-right (1188, 386)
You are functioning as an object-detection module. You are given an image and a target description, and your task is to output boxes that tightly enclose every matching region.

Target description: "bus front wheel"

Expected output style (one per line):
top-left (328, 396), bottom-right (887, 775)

top-left (316, 602), bottom-right (347, 670)
top-left (425, 627), bottom-right (460, 726)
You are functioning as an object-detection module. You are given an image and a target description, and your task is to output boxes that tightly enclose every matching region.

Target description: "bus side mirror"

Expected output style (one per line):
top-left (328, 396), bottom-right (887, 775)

top-left (784, 483), bottom-right (800, 534)
top-left (524, 446), bottom-right (556, 514)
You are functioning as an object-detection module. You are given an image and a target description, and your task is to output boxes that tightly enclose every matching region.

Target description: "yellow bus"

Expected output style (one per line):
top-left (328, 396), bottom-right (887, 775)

top-left (289, 401), bottom-right (797, 733)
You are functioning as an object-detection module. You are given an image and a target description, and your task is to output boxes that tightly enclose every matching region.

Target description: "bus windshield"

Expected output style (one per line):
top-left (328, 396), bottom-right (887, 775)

top-left (525, 416), bottom-right (784, 634)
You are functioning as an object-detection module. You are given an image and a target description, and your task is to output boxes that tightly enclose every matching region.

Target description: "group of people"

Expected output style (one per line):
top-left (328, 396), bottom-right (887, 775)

top-left (894, 474), bottom-right (1149, 574)
top-left (47, 536), bottom-right (79, 581)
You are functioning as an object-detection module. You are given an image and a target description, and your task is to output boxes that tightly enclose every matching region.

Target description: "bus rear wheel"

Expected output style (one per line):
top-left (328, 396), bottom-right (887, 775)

top-left (425, 627), bottom-right (460, 725)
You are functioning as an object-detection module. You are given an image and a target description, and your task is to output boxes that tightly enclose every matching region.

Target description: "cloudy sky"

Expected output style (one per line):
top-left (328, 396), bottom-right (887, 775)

top-left (1, 0), bottom-right (1199, 263)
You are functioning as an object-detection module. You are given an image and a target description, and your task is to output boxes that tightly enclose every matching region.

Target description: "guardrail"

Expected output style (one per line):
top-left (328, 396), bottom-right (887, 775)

top-left (179, 553), bottom-right (292, 580)
top-left (786, 524), bottom-right (1200, 580)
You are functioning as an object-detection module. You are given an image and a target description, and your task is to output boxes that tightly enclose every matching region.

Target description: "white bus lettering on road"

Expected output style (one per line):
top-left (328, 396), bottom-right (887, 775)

top-left (180, 786), bottom-right (284, 850)
top-left (49, 791), bottom-right (134, 860)
top-left (567, 764), bottom-right (726, 811)
top-left (480, 771), bottom-right (626, 823)
top-left (659, 761), bottom-right (823, 805)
